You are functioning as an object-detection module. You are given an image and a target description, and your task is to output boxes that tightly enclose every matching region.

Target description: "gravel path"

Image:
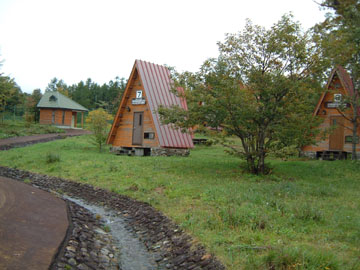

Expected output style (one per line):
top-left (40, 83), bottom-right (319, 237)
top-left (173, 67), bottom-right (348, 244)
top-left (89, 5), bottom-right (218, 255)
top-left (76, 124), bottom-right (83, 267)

top-left (0, 129), bottom-right (91, 150)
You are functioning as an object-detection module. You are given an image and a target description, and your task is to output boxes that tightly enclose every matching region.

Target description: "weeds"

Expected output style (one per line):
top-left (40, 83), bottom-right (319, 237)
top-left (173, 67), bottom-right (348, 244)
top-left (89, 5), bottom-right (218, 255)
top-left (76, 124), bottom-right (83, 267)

top-left (45, 152), bottom-right (60, 163)
top-left (293, 203), bottom-right (323, 222)
top-left (103, 225), bottom-right (110, 232)
top-left (23, 178), bottom-right (31, 184)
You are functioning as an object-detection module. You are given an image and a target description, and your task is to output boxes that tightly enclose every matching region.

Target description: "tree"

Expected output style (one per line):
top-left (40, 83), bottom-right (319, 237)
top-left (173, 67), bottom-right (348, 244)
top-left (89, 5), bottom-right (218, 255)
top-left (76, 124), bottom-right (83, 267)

top-left (316, 0), bottom-right (360, 160)
top-left (24, 89), bottom-right (42, 122)
top-left (0, 73), bottom-right (22, 123)
top-left (45, 77), bottom-right (70, 97)
top-left (86, 108), bottom-right (112, 152)
top-left (159, 15), bottom-right (325, 174)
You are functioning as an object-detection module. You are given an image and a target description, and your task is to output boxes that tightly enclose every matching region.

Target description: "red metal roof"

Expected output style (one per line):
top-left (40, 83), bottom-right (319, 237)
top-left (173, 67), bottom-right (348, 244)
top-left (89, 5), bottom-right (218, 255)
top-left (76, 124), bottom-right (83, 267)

top-left (135, 60), bottom-right (193, 149)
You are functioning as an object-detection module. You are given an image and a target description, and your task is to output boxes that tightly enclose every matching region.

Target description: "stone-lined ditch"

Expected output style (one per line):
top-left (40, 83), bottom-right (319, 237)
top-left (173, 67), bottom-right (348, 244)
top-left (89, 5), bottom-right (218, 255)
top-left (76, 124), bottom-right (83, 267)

top-left (0, 166), bottom-right (225, 270)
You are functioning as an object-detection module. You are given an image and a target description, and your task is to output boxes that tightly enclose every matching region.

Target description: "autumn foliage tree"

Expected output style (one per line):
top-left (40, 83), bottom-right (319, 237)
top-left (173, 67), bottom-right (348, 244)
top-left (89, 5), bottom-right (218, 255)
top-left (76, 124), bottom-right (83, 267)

top-left (159, 15), bottom-right (325, 174)
top-left (86, 109), bottom-right (112, 152)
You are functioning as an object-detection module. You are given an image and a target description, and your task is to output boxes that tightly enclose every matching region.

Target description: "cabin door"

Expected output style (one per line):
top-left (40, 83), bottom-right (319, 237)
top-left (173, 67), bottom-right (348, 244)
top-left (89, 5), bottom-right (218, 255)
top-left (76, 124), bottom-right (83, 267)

top-left (132, 112), bottom-right (143, 145)
top-left (71, 114), bottom-right (75, 128)
top-left (329, 116), bottom-right (344, 150)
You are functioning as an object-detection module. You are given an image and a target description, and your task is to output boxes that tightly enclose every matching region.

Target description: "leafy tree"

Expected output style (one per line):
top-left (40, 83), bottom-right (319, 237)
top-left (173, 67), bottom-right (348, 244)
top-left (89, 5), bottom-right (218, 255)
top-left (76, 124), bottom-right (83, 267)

top-left (316, 0), bottom-right (360, 160)
top-left (0, 58), bottom-right (22, 122)
top-left (24, 89), bottom-right (42, 122)
top-left (159, 15), bottom-right (325, 174)
top-left (86, 108), bottom-right (112, 152)
top-left (45, 77), bottom-right (70, 96)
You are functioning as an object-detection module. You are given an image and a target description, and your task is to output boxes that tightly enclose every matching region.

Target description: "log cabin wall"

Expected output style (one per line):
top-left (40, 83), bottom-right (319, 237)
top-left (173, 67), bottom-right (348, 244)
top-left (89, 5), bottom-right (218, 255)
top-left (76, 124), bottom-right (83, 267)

top-left (39, 108), bottom-right (75, 127)
top-left (113, 71), bottom-right (159, 148)
top-left (302, 75), bottom-right (360, 153)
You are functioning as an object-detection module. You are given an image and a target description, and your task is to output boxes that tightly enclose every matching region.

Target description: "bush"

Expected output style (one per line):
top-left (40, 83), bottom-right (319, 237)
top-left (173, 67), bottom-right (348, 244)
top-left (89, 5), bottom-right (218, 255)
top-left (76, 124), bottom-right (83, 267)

top-left (45, 152), bottom-right (60, 163)
top-left (86, 109), bottom-right (112, 152)
top-left (264, 247), bottom-right (339, 270)
top-left (24, 113), bottom-right (34, 127)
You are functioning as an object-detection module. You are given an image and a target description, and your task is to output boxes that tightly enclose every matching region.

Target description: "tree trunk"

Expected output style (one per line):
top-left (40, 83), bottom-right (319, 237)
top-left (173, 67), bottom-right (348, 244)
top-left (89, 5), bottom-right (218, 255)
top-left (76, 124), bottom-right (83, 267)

top-left (258, 134), bottom-right (266, 174)
top-left (258, 151), bottom-right (266, 174)
top-left (352, 118), bottom-right (358, 161)
top-left (246, 156), bottom-right (257, 174)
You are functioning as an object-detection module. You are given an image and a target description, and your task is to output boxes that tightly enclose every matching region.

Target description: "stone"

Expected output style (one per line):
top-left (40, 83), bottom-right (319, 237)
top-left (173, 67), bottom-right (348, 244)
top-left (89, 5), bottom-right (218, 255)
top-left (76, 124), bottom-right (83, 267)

top-left (65, 251), bottom-right (75, 258)
top-left (99, 255), bottom-right (110, 263)
top-left (77, 263), bottom-right (90, 270)
top-left (201, 254), bottom-right (211, 260)
top-left (57, 262), bottom-right (66, 268)
top-left (66, 245), bottom-right (77, 253)
top-left (100, 248), bottom-right (109, 255)
top-left (68, 257), bottom-right (77, 266)
top-left (94, 240), bottom-right (102, 249)
top-left (90, 251), bottom-right (98, 260)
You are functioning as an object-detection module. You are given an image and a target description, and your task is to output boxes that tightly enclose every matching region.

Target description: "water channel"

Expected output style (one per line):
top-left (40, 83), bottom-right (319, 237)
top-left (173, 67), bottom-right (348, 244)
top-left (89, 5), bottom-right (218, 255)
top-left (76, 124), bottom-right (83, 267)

top-left (64, 196), bottom-right (159, 270)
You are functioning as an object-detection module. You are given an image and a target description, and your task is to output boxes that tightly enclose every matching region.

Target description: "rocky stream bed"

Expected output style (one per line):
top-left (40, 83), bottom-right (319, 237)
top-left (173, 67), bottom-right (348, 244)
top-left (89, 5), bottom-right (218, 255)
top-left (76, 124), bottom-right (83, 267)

top-left (0, 166), bottom-right (225, 270)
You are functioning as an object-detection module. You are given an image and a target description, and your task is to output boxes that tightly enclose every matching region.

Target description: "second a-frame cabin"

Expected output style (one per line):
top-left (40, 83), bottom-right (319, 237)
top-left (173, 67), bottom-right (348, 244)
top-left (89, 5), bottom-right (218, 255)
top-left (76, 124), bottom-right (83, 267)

top-left (107, 60), bottom-right (193, 156)
top-left (302, 66), bottom-right (360, 159)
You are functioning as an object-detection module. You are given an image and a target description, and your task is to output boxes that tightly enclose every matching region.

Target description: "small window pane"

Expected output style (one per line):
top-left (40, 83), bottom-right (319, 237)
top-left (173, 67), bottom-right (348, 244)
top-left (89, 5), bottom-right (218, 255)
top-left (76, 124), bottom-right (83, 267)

top-left (144, 132), bottom-right (155, 139)
top-left (345, 136), bottom-right (359, 144)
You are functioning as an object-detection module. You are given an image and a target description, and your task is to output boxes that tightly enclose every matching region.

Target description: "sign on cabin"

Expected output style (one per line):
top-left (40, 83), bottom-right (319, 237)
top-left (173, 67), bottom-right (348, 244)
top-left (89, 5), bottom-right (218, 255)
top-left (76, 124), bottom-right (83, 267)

top-left (132, 90), bottom-right (146, 105)
top-left (324, 93), bottom-right (348, 108)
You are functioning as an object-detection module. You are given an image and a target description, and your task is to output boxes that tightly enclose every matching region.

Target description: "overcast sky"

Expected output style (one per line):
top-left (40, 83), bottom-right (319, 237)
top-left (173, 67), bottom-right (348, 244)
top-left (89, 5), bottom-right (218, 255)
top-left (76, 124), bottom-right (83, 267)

top-left (0, 0), bottom-right (327, 94)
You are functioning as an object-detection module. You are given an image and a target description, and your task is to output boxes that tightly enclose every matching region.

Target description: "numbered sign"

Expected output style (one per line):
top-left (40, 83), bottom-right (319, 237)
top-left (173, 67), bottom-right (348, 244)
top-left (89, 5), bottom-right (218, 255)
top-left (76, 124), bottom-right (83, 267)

top-left (136, 90), bottom-right (142, 99)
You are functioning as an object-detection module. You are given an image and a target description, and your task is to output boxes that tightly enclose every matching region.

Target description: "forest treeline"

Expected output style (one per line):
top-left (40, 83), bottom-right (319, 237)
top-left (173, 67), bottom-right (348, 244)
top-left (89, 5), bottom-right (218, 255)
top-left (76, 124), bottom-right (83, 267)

top-left (0, 74), bottom-right (127, 121)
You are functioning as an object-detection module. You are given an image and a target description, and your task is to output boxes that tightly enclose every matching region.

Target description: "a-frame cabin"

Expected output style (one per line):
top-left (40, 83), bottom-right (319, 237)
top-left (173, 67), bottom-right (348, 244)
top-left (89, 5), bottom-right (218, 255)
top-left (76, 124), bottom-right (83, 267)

top-left (107, 60), bottom-right (193, 156)
top-left (302, 66), bottom-right (360, 159)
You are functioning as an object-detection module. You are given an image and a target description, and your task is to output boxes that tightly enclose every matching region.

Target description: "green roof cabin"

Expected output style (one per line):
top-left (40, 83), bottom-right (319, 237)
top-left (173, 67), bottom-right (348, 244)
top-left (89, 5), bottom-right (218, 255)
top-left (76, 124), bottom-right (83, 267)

top-left (37, 91), bottom-right (88, 128)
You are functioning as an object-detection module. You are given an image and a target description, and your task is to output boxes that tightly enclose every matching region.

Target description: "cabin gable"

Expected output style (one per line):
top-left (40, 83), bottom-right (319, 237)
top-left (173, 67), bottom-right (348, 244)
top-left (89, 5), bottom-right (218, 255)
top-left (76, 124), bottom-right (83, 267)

top-left (107, 60), bottom-right (194, 155)
top-left (111, 69), bottom-right (159, 148)
top-left (302, 67), bottom-right (360, 158)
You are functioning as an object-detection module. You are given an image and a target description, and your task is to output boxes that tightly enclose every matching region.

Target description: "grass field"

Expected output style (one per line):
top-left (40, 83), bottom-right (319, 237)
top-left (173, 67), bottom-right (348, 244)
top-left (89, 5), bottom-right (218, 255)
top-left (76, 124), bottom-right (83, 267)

top-left (0, 135), bottom-right (359, 270)
top-left (0, 120), bottom-right (65, 139)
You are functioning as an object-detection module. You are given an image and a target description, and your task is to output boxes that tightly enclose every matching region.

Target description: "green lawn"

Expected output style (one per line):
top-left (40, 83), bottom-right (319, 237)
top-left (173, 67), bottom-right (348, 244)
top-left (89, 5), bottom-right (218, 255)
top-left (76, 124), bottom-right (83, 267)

top-left (0, 120), bottom-right (65, 139)
top-left (0, 135), bottom-right (359, 270)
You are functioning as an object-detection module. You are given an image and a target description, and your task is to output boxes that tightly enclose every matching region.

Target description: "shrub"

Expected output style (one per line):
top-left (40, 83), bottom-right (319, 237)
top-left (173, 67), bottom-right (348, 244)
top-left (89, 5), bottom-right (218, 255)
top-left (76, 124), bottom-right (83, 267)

top-left (264, 247), bottom-right (339, 270)
top-left (86, 109), bottom-right (112, 152)
top-left (24, 113), bottom-right (34, 127)
top-left (45, 152), bottom-right (60, 164)
top-left (293, 203), bottom-right (323, 222)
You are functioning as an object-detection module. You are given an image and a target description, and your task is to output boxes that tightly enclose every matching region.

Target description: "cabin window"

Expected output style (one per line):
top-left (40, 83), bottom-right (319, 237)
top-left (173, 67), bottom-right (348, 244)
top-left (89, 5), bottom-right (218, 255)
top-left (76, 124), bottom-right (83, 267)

top-left (345, 136), bottom-right (359, 144)
top-left (52, 110), bottom-right (55, 124)
top-left (62, 111), bottom-right (65, 124)
top-left (49, 95), bottom-right (57, 102)
top-left (144, 132), bottom-right (155, 139)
